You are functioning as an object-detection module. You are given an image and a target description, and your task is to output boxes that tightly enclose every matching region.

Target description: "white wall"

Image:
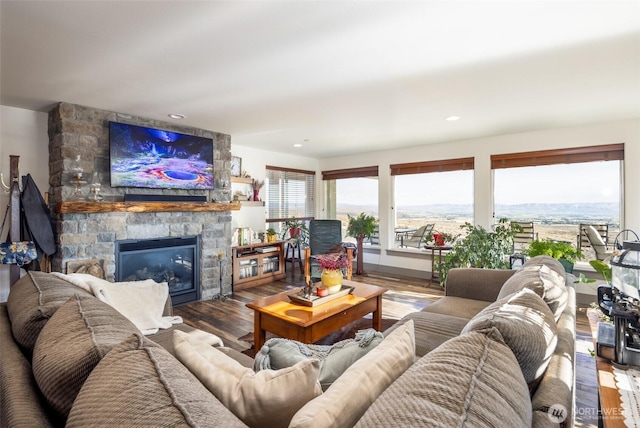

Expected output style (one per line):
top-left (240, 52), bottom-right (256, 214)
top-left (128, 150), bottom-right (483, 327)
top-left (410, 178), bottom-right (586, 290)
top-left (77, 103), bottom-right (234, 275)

top-left (229, 145), bottom-right (319, 237)
top-left (235, 118), bottom-right (640, 276)
top-left (0, 106), bottom-right (50, 301)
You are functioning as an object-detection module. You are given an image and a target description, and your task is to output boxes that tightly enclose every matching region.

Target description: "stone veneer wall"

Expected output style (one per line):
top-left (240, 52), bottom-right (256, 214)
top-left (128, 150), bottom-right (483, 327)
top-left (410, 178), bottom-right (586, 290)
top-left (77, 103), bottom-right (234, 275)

top-left (48, 102), bottom-right (234, 299)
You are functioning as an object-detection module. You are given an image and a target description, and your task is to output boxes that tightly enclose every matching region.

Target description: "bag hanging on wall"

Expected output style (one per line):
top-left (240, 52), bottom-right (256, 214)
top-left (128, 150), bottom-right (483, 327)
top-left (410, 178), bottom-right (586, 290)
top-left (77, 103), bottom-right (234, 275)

top-left (0, 241), bottom-right (38, 266)
top-left (1, 202), bottom-right (38, 265)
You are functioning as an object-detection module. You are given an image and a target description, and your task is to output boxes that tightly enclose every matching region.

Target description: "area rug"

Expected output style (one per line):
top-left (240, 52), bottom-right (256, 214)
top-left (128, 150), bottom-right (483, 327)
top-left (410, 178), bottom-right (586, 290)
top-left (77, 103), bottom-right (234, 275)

top-left (239, 317), bottom-right (398, 358)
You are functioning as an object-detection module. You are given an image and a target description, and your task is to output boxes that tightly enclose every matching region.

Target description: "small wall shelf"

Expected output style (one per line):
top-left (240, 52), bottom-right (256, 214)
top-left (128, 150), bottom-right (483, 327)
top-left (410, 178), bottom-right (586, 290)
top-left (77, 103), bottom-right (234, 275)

top-left (240, 201), bottom-right (265, 207)
top-left (231, 177), bottom-right (253, 184)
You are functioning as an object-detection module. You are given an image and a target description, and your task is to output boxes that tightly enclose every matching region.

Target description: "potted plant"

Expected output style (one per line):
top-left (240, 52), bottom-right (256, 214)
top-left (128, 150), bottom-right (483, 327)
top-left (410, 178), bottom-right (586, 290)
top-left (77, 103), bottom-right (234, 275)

top-left (523, 239), bottom-right (583, 273)
top-left (576, 259), bottom-right (612, 285)
top-left (427, 231), bottom-right (459, 246)
top-left (314, 253), bottom-right (350, 294)
top-left (280, 218), bottom-right (309, 246)
top-left (266, 228), bottom-right (277, 243)
top-left (346, 212), bottom-right (378, 276)
top-left (436, 218), bottom-right (519, 284)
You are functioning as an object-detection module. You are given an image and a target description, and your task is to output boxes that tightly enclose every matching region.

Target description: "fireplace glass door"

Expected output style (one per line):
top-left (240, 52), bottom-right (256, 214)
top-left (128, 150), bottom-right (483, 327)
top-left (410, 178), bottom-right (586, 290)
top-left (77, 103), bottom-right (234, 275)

top-left (115, 236), bottom-right (200, 305)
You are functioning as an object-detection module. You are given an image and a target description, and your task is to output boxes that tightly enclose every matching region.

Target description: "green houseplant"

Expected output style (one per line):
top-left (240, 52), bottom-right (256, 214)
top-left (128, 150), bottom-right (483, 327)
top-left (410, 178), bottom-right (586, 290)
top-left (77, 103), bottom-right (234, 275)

top-left (280, 218), bottom-right (309, 246)
top-left (576, 259), bottom-right (612, 285)
top-left (346, 212), bottom-right (378, 276)
top-left (436, 218), bottom-right (519, 285)
top-left (523, 239), bottom-right (583, 273)
top-left (266, 228), bottom-right (277, 243)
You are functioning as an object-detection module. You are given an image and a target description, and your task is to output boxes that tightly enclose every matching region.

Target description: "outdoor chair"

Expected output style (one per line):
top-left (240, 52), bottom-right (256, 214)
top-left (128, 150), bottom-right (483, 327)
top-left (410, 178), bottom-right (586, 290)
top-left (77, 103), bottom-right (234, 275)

top-left (577, 223), bottom-right (609, 254)
top-left (583, 225), bottom-right (614, 261)
top-left (509, 221), bottom-right (537, 268)
top-left (303, 220), bottom-right (353, 281)
top-left (366, 225), bottom-right (380, 246)
top-left (402, 224), bottom-right (435, 248)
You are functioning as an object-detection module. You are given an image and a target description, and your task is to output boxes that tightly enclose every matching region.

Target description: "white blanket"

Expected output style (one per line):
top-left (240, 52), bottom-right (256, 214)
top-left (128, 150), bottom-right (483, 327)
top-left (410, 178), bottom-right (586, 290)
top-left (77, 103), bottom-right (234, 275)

top-left (52, 272), bottom-right (183, 335)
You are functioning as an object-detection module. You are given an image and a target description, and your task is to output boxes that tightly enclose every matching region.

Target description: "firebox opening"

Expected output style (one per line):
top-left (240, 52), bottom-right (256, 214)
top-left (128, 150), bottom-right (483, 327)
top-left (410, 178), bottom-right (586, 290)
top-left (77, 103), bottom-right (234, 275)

top-left (115, 236), bottom-right (200, 305)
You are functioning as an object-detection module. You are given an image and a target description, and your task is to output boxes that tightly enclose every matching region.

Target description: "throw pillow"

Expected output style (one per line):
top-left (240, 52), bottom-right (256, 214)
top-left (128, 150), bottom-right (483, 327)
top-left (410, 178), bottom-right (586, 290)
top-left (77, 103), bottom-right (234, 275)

top-left (173, 329), bottom-right (322, 428)
top-left (355, 328), bottom-right (531, 428)
top-left (289, 319), bottom-right (415, 428)
top-left (498, 261), bottom-right (567, 320)
top-left (67, 333), bottom-right (245, 427)
top-left (6, 271), bottom-right (93, 354)
top-left (523, 254), bottom-right (566, 279)
top-left (462, 288), bottom-right (557, 387)
top-left (254, 328), bottom-right (384, 391)
top-left (32, 295), bottom-right (139, 420)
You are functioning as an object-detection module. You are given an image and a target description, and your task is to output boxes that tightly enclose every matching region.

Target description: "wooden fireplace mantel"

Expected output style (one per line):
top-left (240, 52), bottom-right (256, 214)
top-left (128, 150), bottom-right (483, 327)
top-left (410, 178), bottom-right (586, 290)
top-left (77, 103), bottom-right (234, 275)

top-left (56, 201), bottom-right (241, 214)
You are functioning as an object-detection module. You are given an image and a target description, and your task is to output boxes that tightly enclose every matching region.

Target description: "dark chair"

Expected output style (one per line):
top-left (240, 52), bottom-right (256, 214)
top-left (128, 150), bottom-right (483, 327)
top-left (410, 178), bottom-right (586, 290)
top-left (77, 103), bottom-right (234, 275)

top-left (402, 224), bottom-right (434, 248)
top-left (509, 221), bottom-right (537, 268)
top-left (303, 220), bottom-right (353, 281)
top-left (366, 225), bottom-right (380, 246)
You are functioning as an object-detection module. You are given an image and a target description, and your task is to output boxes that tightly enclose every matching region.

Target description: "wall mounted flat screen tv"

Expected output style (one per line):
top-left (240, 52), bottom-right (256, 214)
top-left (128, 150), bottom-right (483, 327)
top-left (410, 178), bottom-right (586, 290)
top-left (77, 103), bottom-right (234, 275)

top-left (109, 122), bottom-right (214, 190)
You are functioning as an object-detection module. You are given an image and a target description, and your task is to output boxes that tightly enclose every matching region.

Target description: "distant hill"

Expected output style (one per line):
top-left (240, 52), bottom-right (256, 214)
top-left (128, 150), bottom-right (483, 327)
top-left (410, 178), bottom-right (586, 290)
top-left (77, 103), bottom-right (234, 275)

top-left (337, 202), bottom-right (619, 225)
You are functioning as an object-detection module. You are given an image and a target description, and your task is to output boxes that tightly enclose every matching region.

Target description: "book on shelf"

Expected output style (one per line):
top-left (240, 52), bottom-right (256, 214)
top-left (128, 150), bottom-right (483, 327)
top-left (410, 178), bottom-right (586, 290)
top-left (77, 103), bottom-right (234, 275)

top-left (255, 246), bottom-right (278, 253)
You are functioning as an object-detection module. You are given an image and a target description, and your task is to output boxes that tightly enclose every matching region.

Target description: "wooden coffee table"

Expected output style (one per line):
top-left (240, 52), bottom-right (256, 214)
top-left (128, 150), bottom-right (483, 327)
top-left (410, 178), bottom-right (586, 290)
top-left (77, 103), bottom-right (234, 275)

top-left (246, 280), bottom-right (387, 351)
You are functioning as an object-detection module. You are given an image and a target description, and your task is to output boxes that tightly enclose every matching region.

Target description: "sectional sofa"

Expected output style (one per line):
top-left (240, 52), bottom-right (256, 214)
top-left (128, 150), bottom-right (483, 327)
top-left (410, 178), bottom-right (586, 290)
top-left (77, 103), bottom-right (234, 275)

top-left (0, 255), bottom-right (574, 427)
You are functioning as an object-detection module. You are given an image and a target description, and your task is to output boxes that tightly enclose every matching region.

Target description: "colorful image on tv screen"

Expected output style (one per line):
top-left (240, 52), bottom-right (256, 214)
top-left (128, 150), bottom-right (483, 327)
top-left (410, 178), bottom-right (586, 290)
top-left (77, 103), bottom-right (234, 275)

top-left (110, 122), bottom-right (214, 190)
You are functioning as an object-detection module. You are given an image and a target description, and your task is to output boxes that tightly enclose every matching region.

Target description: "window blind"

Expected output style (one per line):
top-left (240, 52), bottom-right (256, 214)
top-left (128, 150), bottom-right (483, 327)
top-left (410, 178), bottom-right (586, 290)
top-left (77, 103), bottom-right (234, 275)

top-left (266, 166), bottom-right (315, 222)
top-left (322, 166), bottom-right (379, 180)
top-left (491, 144), bottom-right (624, 169)
top-left (390, 157), bottom-right (474, 176)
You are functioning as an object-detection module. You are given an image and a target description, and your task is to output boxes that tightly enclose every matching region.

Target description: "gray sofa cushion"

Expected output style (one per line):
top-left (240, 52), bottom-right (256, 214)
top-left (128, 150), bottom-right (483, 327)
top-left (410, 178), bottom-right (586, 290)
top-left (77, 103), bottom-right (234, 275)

top-left (531, 283), bottom-right (576, 427)
top-left (32, 295), bottom-right (139, 420)
top-left (6, 271), bottom-right (92, 354)
top-left (524, 255), bottom-right (567, 278)
top-left (420, 295), bottom-right (492, 320)
top-left (66, 333), bottom-right (246, 427)
top-left (0, 304), bottom-right (55, 428)
top-left (290, 319), bottom-right (415, 428)
top-left (355, 328), bottom-right (531, 428)
top-left (254, 330), bottom-right (384, 391)
top-left (498, 258), bottom-right (568, 320)
top-left (462, 288), bottom-right (557, 387)
top-left (149, 323), bottom-right (255, 368)
top-left (385, 311), bottom-right (469, 357)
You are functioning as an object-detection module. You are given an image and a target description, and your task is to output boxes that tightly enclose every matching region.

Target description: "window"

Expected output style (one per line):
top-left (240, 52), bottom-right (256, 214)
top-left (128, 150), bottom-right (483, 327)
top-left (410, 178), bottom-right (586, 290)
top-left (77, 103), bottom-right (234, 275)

top-left (323, 166), bottom-right (379, 241)
top-left (266, 166), bottom-right (315, 232)
top-left (391, 158), bottom-right (474, 248)
top-left (492, 144), bottom-right (623, 260)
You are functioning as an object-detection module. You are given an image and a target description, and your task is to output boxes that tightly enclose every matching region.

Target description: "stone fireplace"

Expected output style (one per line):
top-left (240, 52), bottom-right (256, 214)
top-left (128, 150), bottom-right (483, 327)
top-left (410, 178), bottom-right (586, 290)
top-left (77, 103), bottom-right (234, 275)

top-left (47, 102), bottom-right (237, 301)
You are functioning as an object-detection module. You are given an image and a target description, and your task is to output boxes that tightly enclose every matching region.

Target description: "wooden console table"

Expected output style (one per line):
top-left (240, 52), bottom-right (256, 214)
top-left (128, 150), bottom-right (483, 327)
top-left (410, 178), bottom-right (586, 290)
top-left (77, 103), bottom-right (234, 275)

top-left (587, 309), bottom-right (628, 428)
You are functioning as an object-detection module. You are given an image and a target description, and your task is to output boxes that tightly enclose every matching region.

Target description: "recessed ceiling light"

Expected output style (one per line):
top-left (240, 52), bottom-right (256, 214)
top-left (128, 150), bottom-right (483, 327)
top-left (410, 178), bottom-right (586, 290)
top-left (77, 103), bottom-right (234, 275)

top-left (446, 116), bottom-right (460, 121)
top-left (168, 113), bottom-right (186, 119)
top-left (293, 143), bottom-right (303, 148)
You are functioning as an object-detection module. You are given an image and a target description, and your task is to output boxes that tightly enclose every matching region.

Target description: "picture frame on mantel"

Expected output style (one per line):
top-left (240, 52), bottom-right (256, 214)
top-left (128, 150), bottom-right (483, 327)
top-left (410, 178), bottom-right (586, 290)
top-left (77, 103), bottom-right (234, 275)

top-left (231, 156), bottom-right (242, 177)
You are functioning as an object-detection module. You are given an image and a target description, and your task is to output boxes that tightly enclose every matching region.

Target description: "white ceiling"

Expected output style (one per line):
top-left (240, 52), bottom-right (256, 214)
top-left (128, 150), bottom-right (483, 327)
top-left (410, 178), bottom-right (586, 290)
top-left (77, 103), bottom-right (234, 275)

top-left (1, 1), bottom-right (639, 158)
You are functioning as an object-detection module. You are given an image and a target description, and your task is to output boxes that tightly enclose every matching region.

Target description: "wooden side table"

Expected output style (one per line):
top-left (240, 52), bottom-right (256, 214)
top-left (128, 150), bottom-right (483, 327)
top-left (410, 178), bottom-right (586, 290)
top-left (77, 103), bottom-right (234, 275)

top-left (425, 244), bottom-right (452, 286)
top-left (285, 242), bottom-right (304, 275)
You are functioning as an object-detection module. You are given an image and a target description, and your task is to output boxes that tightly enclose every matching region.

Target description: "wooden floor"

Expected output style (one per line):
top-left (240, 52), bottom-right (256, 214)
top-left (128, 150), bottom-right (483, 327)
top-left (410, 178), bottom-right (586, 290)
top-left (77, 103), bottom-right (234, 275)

top-left (174, 270), bottom-right (600, 428)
